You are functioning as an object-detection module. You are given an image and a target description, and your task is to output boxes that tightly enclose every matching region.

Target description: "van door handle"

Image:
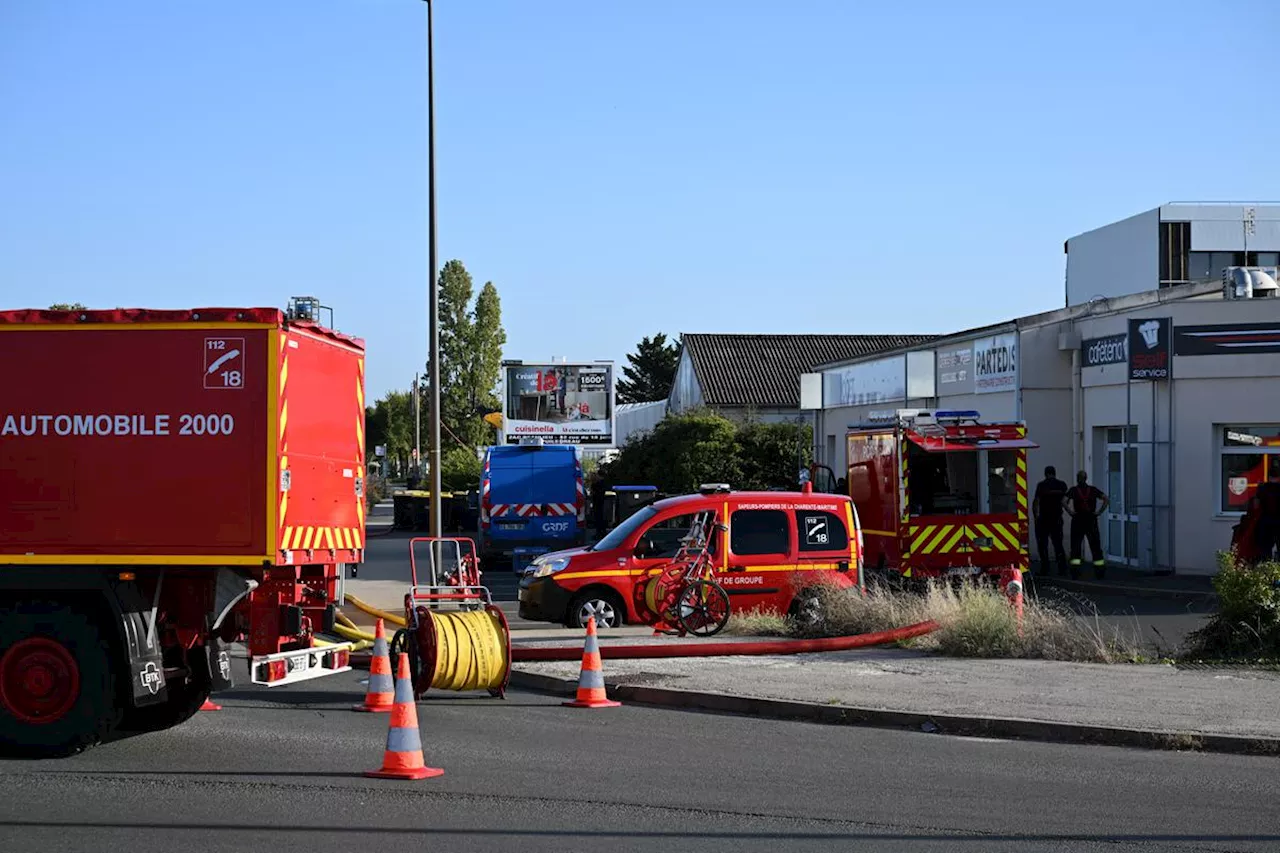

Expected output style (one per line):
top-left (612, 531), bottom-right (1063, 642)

top-left (727, 565), bottom-right (747, 572)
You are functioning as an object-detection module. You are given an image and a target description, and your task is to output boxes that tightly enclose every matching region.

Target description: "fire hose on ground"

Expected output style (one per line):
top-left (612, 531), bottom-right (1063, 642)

top-left (336, 593), bottom-right (941, 693)
top-left (508, 619), bottom-right (941, 662)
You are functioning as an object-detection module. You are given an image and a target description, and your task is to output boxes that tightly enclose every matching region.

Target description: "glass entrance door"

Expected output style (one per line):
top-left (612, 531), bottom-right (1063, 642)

top-left (1103, 428), bottom-right (1139, 565)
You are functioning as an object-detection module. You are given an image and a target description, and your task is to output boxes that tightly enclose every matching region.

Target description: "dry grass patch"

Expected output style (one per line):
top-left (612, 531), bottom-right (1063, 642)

top-left (791, 580), bottom-right (1147, 663)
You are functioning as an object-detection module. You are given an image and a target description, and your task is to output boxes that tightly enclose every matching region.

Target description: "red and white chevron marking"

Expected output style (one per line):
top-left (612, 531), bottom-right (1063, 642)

top-left (487, 503), bottom-right (577, 518)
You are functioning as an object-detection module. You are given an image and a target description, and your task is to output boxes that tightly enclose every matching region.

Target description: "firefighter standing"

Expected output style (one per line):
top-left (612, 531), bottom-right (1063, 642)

top-left (1032, 466), bottom-right (1069, 576)
top-left (1065, 470), bottom-right (1109, 579)
top-left (1254, 466), bottom-right (1280, 561)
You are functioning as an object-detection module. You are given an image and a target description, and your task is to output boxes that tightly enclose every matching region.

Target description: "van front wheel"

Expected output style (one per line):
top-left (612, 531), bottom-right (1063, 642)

top-left (566, 591), bottom-right (624, 630)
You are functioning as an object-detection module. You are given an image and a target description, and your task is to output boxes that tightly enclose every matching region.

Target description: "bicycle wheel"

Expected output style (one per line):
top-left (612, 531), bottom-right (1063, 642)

top-left (676, 580), bottom-right (731, 637)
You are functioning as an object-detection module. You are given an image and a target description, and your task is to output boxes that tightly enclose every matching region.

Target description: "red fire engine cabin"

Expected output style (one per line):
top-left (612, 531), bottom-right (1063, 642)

top-left (847, 409), bottom-right (1039, 581)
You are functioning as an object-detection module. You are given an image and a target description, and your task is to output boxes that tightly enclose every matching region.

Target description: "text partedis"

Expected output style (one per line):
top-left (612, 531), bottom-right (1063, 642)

top-left (973, 333), bottom-right (1017, 394)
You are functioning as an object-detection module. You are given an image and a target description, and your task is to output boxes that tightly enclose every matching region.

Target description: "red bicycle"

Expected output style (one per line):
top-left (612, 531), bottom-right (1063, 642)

top-left (633, 510), bottom-right (731, 637)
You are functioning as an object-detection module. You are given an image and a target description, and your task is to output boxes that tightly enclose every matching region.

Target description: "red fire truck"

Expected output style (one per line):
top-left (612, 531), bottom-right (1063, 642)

top-left (0, 304), bottom-right (362, 757)
top-left (840, 409), bottom-right (1038, 583)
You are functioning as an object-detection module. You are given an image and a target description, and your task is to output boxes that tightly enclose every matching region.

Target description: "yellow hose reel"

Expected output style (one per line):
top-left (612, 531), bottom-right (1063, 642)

top-left (391, 602), bottom-right (512, 698)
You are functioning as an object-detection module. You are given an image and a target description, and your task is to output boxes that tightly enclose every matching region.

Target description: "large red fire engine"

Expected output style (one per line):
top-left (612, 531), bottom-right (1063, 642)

top-left (839, 409), bottom-right (1038, 582)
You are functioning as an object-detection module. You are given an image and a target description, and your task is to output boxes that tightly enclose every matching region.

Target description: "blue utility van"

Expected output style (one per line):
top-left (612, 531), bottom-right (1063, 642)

top-left (479, 444), bottom-right (585, 559)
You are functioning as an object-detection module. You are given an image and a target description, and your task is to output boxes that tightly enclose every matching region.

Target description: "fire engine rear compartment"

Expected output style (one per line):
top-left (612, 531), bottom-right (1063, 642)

top-left (848, 412), bottom-right (1037, 578)
top-left (905, 441), bottom-right (1021, 517)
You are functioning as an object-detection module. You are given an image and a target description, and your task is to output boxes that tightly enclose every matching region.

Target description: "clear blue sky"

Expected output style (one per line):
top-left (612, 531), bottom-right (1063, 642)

top-left (3, 0), bottom-right (1278, 398)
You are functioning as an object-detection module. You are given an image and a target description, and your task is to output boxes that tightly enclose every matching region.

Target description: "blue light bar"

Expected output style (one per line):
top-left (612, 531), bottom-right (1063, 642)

top-left (934, 410), bottom-right (981, 420)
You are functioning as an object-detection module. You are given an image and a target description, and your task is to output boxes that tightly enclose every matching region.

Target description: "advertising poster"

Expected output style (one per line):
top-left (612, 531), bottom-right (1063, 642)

top-left (502, 362), bottom-right (614, 446)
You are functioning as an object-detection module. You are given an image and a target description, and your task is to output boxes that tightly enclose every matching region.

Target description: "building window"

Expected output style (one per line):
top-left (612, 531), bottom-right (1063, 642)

top-left (1218, 425), bottom-right (1280, 513)
top-left (1159, 221), bottom-right (1190, 284)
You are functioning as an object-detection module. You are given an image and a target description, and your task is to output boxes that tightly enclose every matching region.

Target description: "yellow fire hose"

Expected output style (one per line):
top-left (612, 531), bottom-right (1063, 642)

top-left (344, 593), bottom-right (407, 628)
top-left (312, 633), bottom-right (373, 652)
top-left (425, 608), bottom-right (509, 692)
top-left (332, 621), bottom-right (376, 643)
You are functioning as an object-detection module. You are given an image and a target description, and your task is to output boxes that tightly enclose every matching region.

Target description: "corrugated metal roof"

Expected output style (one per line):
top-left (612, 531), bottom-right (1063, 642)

top-left (681, 333), bottom-right (938, 408)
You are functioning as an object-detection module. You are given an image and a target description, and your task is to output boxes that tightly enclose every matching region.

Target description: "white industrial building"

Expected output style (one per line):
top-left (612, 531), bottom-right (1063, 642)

top-left (811, 267), bottom-right (1280, 576)
top-left (1066, 202), bottom-right (1280, 306)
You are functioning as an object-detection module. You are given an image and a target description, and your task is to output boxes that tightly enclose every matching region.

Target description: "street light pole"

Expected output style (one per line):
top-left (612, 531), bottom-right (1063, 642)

top-left (424, 0), bottom-right (442, 537)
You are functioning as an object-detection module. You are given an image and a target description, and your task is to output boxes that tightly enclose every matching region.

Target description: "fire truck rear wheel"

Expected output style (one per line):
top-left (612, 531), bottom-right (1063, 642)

top-left (0, 601), bottom-right (117, 758)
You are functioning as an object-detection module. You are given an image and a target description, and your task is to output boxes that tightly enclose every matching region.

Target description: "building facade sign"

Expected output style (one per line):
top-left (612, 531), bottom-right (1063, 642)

top-left (1081, 333), bottom-right (1127, 368)
top-left (822, 356), bottom-right (905, 407)
top-left (935, 344), bottom-right (974, 394)
top-left (972, 333), bottom-right (1017, 394)
top-left (1174, 321), bottom-right (1280, 356)
top-left (1128, 318), bottom-right (1171, 381)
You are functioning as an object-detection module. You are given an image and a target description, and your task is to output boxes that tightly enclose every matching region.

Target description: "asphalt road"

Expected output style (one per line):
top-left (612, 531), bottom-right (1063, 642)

top-left (1, 664), bottom-right (1277, 853)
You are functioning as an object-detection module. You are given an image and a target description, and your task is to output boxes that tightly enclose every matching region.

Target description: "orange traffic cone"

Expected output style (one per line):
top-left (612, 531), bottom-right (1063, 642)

top-left (365, 653), bottom-right (443, 780)
top-left (563, 617), bottom-right (620, 709)
top-left (354, 618), bottom-right (395, 713)
top-left (199, 698), bottom-right (222, 712)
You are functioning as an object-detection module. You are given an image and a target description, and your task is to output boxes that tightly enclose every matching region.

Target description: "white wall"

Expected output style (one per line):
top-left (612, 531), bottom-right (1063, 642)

top-left (1065, 207), bottom-right (1160, 307)
top-left (667, 349), bottom-right (704, 413)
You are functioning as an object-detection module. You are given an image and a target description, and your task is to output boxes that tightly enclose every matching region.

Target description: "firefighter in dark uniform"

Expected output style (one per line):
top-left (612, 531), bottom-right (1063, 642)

top-left (1032, 466), bottom-right (1069, 576)
top-left (1065, 470), bottom-right (1109, 579)
top-left (1254, 466), bottom-right (1280, 561)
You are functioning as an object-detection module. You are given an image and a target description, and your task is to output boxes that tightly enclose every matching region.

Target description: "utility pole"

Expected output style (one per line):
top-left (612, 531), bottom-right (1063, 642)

top-left (424, 0), bottom-right (442, 537)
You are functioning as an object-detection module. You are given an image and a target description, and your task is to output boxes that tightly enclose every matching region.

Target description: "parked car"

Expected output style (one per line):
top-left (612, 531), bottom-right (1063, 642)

top-left (518, 484), bottom-right (865, 628)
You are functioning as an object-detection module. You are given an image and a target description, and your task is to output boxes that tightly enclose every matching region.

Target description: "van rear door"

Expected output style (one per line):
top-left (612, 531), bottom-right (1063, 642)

top-left (488, 451), bottom-right (535, 538)
top-left (722, 505), bottom-right (795, 611)
top-left (794, 504), bottom-right (855, 585)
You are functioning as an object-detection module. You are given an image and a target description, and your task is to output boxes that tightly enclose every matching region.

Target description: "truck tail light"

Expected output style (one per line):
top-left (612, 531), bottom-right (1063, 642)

top-left (252, 644), bottom-right (353, 687)
top-left (262, 660), bottom-right (288, 683)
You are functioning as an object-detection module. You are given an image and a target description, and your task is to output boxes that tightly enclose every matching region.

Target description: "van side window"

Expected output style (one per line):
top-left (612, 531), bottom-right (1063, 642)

top-left (730, 509), bottom-right (790, 556)
top-left (640, 513), bottom-right (716, 559)
top-left (795, 510), bottom-right (848, 553)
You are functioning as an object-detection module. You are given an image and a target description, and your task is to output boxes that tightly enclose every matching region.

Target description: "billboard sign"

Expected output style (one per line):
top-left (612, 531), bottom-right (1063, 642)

top-left (973, 333), bottom-right (1017, 394)
top-left (502, 362), bottom-right (615, 446)
top-left (1128, 318), bottom-right (1171, 381)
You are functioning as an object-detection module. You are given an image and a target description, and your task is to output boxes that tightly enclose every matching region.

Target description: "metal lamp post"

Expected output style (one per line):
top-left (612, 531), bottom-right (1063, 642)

top-left (423, 0), bottom-right (442, 537)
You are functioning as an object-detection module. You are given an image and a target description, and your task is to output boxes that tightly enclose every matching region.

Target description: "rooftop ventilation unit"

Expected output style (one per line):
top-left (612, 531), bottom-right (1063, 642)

top-left (1223, 267), bottom-right (1280, 300)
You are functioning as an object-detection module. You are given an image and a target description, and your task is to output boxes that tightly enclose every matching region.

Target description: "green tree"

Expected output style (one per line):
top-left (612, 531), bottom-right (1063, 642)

top-left (617, 333), bottom-right (680, 404)
top-left (464, 281), bottom-right (506, 442)
top-left (439, 446), bottom-right (482, 493)
top-left (365, 390), bottom-right (414, 476)
top-left (426, 260), bottom-right (506, 449)
top-left (599, 410), bottom-right (810, 494)
top-left (736, 420), bottom-right (811, 490)
top-left (49, 302), bottom-right (88, 310)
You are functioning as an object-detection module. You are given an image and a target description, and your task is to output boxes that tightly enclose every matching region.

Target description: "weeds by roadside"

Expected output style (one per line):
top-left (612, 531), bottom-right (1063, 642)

top-left (724, 608), bottom-right (793, 637)
top-left (1183, 552), bottom-right (1280, 661)
top-left (732, 579), bottom-right (1148, 663)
